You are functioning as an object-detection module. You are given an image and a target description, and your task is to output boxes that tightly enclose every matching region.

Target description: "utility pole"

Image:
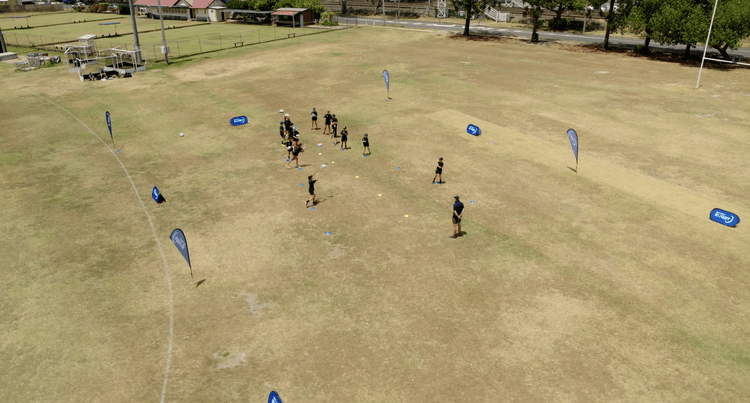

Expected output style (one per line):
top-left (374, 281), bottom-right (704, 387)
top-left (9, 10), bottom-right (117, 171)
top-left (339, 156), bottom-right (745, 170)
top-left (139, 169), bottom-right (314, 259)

top-left (156, 0), bottom-right (169, 64)
top-left (127, 0), bottom-right (142, 63)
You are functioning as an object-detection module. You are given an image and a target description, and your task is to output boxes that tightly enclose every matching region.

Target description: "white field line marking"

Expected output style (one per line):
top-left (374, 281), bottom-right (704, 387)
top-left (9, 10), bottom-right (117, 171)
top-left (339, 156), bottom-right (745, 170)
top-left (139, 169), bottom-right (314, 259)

top-left (27, 90), bottom-right (175, 403)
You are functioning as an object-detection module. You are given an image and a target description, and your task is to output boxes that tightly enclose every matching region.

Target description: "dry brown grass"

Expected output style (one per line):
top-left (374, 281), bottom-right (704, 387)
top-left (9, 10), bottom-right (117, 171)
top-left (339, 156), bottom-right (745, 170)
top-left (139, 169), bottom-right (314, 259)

top-left (1, 25), bottom-right (749, 402)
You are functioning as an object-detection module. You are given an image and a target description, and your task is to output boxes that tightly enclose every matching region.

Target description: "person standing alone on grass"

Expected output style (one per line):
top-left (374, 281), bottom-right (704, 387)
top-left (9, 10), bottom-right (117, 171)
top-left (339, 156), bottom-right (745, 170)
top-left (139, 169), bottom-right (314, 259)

top-left (433, 157), bottom-right (444, 184)
top-left (323, 110), bottom-right (332, 134)
top-left (287, 144), bottom-right (304, 169)
top-left (310, 107), bottom-right (318, 130)
top-left (450, 195), bottom-right (463, 239)
top-left (362, 133), bottom-right (370, 155)
top-left (306, 173), bottom-right (320, 207)
top-left (340, 127), bottom-right (348, 150)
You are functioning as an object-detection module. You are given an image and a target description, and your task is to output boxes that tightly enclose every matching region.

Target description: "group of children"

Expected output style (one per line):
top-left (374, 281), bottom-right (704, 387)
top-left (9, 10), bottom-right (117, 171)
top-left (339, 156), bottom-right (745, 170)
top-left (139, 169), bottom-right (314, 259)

top-left (277, 108), bottom-right (461, 238)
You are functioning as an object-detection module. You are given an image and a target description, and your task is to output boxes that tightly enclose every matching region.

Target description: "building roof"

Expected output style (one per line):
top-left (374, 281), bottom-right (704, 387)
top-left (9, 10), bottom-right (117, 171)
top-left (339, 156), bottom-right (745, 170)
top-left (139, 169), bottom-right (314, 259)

top-left (276, 7), bottom-right (308, 12)
top-left (134, 0), bottom-right (180, 6)
top-left (190, 0), bottom-right (224, 9)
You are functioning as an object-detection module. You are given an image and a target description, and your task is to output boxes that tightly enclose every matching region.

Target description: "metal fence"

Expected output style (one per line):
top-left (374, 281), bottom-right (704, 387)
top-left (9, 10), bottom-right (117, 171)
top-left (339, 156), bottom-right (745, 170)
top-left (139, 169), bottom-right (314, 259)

top-left (4, 25), bottom-right (343, 62)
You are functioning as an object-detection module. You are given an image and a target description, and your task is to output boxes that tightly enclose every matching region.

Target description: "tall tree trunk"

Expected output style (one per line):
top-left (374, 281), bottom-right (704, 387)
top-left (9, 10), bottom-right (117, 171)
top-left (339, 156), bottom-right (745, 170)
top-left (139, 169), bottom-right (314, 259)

top-left (603, 0), bottom-right (615, 49)
top-left (531, 6), bottom-right (540, 42)
top-left (643, 35), bottom-right (651, 53)
top-left (684, 44), bottom-right (691, 58)
top-left (713, 44), bottom-right (730, 59)
top-left (463, 0), bottom-right (474, 36)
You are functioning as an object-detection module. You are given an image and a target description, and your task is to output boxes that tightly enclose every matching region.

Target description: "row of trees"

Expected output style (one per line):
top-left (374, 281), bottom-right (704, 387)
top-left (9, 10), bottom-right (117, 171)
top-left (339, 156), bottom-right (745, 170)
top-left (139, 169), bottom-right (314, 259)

top-left (453, 0), bottom-right (750, 59)
top-left (225, 0), bottom-right (326, 15)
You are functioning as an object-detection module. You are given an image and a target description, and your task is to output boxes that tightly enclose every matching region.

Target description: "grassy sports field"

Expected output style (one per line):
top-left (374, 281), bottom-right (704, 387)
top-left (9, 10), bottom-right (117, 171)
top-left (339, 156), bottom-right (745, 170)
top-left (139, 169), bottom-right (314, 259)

top-left (0, 10), bottom-right (125, 27)
top-left (1, 24), bottom-right (750, 402)
top-left (4, 16), bottom-right (323, 60)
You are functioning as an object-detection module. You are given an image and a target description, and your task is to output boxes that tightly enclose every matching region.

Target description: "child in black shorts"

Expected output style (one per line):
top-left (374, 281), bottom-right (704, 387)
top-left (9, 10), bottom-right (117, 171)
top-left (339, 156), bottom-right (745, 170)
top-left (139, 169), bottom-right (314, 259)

top-left (362, 133), bottom-right (370, 156)
top-left (306, 173), bottom-right (320, 207)
top-left (310, 107), bottom-right (318, 130)
top-left (331, 114), bottom-right (338, 140)
top-left (284, 136), bottom-right (293, 161)
top-left (340, 127), bottom-right (348, 150)
top-left (433, 157), bottom-right (443, 184)
top-left (286, 144), bottom-right (304, 169)
top-left (279, 121), bottom-right (285, 144)
top-left (323, 111), bottom-right (332, 135)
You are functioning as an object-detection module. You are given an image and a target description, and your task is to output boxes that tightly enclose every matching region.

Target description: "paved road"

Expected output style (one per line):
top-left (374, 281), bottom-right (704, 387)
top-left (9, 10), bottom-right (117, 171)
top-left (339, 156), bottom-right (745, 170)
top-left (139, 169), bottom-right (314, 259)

top-left (334, 16), bottom-right (750, 60)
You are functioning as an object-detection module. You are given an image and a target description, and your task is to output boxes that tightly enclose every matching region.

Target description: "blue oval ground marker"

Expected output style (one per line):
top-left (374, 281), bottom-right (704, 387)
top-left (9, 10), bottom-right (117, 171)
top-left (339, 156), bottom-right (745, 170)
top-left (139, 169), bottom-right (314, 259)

top-left (116, 150), bottom-right (120, 153)
top-left (471, 200), bottom-right (475, 203)
top-left (286, 159), bottom-right (290, 162)
top-left (299, 183), bottom-right (303, 186)
top-left (325, 232), bottom-right (330, 235)
top-left (310, 207), bottom-right (314, 210)
top-left (397, 167), bottom-right (401, 170)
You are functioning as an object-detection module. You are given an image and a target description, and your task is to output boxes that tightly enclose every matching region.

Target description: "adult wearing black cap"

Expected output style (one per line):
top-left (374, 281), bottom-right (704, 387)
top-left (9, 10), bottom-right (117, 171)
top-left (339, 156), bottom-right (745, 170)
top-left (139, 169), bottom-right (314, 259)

top-left (450, 195), bottom-right (464, 239)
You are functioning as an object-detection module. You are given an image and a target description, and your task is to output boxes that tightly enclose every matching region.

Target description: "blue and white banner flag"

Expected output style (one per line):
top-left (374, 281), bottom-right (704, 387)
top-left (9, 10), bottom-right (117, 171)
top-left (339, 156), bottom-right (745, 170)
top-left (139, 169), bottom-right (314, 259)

top-left (152, 186), bottom-right (160, 203)
top-left (230, 115), bottom-right (248, 126)
top-left (467, 124), bottom-right (481, 136)
top-left (382, 70), bottom-right (389, 91)
top-left (710, 208), bottom-right (740, 227)
top-left (268, 391), bottom-right (283, 403)
top-left (170, 229), bottom-right (191, 268)
top-left (105, 111), bottom-right (113, 141)
top-left (566, 128), bottom-right (578, 163)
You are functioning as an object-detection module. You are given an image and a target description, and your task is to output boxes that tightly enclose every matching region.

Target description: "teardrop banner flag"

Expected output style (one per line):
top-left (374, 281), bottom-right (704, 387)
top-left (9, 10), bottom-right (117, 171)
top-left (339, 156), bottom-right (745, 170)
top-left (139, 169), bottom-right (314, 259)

top-left (382, 70), bottom-right (389, 100)
top-left (268, 391), bottom-right (283, 403)
top-left (709, 208), bottom-right (740, 227)
top-left (105, 111), bottom-right (115, 148)
top-left (566, 128), bottom-right (578, 171)
top-left (170, 228), bottom-right (193, 280)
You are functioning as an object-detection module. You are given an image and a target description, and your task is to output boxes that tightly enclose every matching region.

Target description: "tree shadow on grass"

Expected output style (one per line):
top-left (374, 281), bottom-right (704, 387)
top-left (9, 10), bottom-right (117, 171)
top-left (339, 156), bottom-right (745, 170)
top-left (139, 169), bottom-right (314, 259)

top-left (571, 42), bottom-right (744, 71)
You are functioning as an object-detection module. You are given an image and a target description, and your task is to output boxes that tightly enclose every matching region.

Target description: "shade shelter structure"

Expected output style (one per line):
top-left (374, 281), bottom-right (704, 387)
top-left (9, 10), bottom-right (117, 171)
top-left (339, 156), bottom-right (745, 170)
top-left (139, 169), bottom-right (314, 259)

top-left (272, 8), bottom-right (312, 27)
top-left (224, 9), bottom-right (273, 23)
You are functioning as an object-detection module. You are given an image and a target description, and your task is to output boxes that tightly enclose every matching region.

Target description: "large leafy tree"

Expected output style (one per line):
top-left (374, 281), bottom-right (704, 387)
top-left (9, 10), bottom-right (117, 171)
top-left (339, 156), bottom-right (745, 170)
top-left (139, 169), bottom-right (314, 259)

top-left (453, 0), bottom-right (490, 36)
top-left (544, 0), bottom-right (587, 29)
top-left (526, 0), bottom-right (553, 42)
top-left (624, 0), bottom-right (664, 52)
top-left (705, 0), bottom-right (750, 58)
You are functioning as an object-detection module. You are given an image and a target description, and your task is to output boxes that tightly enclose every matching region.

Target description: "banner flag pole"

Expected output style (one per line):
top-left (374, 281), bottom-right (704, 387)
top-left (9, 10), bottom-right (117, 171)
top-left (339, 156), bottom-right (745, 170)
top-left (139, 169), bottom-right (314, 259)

top-left (566, 128), bottom-right (579, 173)
top-left (382, 70), bottom-right (389, 101)
top-left (106, 111), bottom-right (115, 149)
top-left (170, 229), bottom-right (193, 281)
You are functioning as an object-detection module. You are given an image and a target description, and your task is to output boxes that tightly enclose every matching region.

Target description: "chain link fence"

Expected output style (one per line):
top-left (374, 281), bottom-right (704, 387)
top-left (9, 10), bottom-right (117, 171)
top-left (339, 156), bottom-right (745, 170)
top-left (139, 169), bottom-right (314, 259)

top-left (4, 25), bottom-right (344, 62)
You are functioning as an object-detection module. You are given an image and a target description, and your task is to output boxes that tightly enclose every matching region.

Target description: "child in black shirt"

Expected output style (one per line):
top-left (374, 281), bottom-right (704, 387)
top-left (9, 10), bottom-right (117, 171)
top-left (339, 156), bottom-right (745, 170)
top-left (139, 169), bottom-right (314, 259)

top-left (433, 157), bottom-right (444, 184)
top-left (362, 133), bottom-right (370, 156)
top-left (340, 127), bottom-right (348, 150)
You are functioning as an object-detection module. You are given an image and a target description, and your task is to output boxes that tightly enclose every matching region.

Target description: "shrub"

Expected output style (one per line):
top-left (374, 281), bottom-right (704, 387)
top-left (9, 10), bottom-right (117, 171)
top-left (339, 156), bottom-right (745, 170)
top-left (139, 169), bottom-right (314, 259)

top-left (320, 10), bottom-right (337, 26)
